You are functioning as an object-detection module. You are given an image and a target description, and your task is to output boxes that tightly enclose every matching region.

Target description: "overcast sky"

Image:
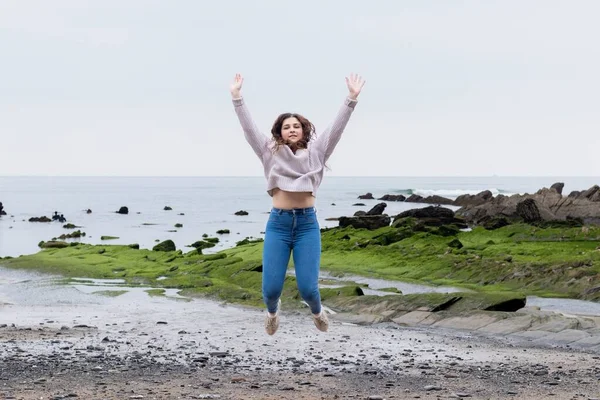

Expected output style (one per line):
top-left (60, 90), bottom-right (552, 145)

top-left (1, 0), bottom-right (599, 177)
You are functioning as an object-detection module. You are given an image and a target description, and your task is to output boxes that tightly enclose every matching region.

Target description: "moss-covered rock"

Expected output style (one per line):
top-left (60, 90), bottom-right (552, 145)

top-left (39, 241), bottom-right (69, 249)
top-left (188, 240), bottom-right (216, 251)
top-left (58, 230), bottom-right (85, 239)
top-left (236, 237), bottom-right (264, 247)
top-left (153, 240), bottom-right (176, 252)
top-left (4, 221), bottom-right (600, 311)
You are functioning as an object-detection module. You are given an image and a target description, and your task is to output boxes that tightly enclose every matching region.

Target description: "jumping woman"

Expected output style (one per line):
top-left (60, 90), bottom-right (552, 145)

top-left (230, 73), bottom-right (365, 335)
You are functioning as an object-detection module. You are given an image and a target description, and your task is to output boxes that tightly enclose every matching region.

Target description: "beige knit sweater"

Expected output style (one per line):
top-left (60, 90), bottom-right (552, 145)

top-left (232, 97), bottom-right (358, 197)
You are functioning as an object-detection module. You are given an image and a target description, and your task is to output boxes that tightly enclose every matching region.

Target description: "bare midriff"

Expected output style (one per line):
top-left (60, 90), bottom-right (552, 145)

top-left (271, 188), bottom-right (315, 209)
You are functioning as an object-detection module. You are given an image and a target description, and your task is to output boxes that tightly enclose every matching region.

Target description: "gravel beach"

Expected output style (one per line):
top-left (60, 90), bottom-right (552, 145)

top-left (2, 286), bottom-right (600, 400)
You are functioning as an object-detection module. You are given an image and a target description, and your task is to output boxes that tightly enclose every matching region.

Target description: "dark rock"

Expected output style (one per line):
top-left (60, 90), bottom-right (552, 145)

top-left (86, 209), bottom-right (92, 214)
top-left (435, 225), bottom-right (461, 236)
top-left (188, 240), bottom-right (216, 250)
top-left (396, 206), bottom-right (455, 220)
top-left (481, 216), bottom-right (511, 230)
top-left (128, 244), bottom-right (140, 249)
top-left (358, 192), bottom-right (374, 199)
top-left (338, 215), bottom-right (391, 230)
top-left (116, 206), bottom-right (128, 215)
top-left (567, 190), bottom-right (581, 198)
top-left (371, 229), bottom-right (412, 245)
top-left (377, 194), bottom-right (406, 202)
top-left (353, 211), bottom-right (367, 217)
top-left (0, 201), bottom-right (5, 216)
top-left (234, 210), bottom-right (248, 216)
top-left (393, 206), bottom-right (468, 229)
top-left (152, 240), bottom-right (176, 252)
top-left (422, 195), bottom-right (455, 205)
top-left (353, 203), bottom-right (366, 206)
top-left (550, 182), bottom-right (564, 195)
top-left (447, 238), bottom-right (463, 249)
top-left (516, 199), bottom-right (542, 223)
top-left (366, 202), bottom-right (387, 216)
top-left (405, 194), bottom-right (424, 203)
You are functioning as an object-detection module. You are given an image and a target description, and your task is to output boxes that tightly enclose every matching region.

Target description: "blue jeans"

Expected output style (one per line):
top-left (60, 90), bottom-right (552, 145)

top-left (262, 207), bottom-right (322, 315)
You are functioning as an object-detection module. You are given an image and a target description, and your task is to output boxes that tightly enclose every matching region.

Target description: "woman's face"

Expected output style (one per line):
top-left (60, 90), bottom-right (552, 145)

top-left (281, 117), bottom-right (303, 145)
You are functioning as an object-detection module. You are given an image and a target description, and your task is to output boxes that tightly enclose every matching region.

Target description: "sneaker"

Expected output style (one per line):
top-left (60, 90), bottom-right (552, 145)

top-left (265, 299), bottom-right (281, 336)
top-left (313, 310), bottom-right (329, 332)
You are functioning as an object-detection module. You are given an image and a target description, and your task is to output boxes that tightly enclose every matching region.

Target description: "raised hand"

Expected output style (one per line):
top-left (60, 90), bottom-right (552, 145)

top-left (230, 73), bottom-right (244, 98)
top-left (345, 73), bottom-right (365, 100)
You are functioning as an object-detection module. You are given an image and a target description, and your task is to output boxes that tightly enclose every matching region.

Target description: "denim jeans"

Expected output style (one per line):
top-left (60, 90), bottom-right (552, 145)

top-left (262, 207), bottom-right (322, 315)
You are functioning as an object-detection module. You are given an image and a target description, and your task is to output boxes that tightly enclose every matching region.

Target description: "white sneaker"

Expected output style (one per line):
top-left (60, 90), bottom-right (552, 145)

top-left (313, 310), bottom-right (329, 332)
top-left (265, 299), bottom-right (281, 336)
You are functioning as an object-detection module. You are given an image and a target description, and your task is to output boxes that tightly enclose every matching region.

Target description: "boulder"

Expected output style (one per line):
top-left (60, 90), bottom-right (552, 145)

top-left (550, 182), bottom-right (564, 195)
top-left (421, 195), bottom-right (455, 205)
top-left (0, 201), bottom-right (5, 216)
top-left (153, 240), bottom-right (176, 252)
top-left (516, 198), bottom-right (544, 223)
top-left (403, 194), bottom-right (453, 205)
top-left (366, 202), bottom-right (387, 216)
top-left (378, 194), bottom-right (406, 202)
top-left (453, 190), bottom-right (494, 207)
top-left (338, 215), bottom-right (391, 230)
top-left (358, 192), bottom-right (374, 199)
top-left (405, 194), bottom-right (424, 203)
top-left (393, 206), bottom-right (468, 229)
top-left (116, 206), bottom-right (129, 215)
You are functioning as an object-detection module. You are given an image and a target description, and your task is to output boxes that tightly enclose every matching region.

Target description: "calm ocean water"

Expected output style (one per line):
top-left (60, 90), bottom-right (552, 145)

top-left (0, 176), bottom-right (598, 258)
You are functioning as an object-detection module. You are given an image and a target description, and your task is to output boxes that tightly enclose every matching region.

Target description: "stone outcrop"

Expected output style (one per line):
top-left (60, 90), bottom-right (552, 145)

top-left (0, 202), bottom-right (5, 216)
top-left (377, 194), bottom-right (406, 202)
top-left (453, 190), bottom-right (494, 207)
top-left (393, 206), bottom-right (468, 229)
top-left (358, 192), bottom-right (374, 199)
top-left (339, 215), bottom-right (391, 230)
top-left (340, 202), bottom-right (391, 230)
top-left (456, 183), bottom-right (600, 225)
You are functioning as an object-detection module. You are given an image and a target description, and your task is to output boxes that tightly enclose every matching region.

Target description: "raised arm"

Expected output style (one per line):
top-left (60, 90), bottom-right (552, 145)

top-left (314, 73), bottom-right (365, 162)
top-left (230, 74), bottom-right (269, 160)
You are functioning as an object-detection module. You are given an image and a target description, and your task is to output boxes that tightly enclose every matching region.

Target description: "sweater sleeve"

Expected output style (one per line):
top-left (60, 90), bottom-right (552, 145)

top-left (313, 97), bottom-right (358, 162)
top-left (232, 97), bottom-right (269, 160)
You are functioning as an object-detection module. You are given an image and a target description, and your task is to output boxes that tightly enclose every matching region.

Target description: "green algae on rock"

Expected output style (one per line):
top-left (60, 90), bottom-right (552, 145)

top-left (2, 222), bottom-right (600, 311)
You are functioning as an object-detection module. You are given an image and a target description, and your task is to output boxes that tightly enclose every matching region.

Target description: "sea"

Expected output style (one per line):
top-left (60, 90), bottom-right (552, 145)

top-left (0, 176), bottom-right (598, 258)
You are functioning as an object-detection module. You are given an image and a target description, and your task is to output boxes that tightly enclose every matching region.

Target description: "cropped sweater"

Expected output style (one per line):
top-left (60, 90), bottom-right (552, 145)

top-left (232, 96), bottom-right (358, 197)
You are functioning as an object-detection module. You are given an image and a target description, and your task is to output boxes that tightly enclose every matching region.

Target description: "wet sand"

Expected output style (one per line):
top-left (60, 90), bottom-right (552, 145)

top-left (2, 287), bottom-right (600, 400)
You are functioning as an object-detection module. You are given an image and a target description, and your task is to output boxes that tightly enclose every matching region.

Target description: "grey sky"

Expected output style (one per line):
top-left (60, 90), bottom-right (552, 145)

top-left (1, 0), bottom-right (599, 177)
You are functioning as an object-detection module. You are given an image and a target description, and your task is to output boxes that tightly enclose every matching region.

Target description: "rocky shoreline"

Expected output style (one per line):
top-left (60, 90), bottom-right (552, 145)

top-left (2, 287), bottom-right (600, 400)
top-left (2, 183), bottom-right (600, 398)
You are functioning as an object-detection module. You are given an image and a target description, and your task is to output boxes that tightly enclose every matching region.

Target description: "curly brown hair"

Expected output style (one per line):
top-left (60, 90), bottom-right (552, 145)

top-left (270, 113), bottom-right (316, 152)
